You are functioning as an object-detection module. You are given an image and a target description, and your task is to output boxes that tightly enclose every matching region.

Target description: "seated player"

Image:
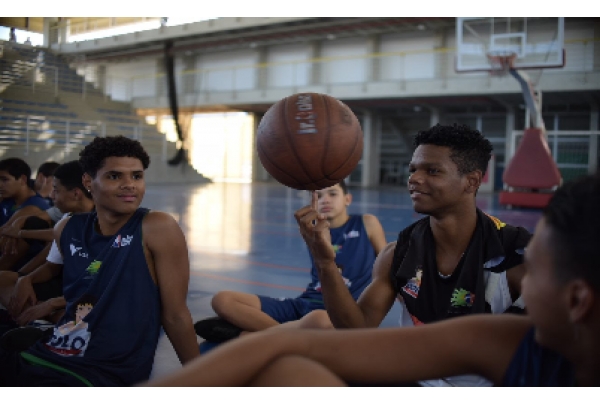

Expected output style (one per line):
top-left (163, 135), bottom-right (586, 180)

top-left (288, 124), bottom-right (532, 387)
top-left (0, 136), bottom-right (199, 386)
top-left (144, 173), bottom-right (600, 387)
top-left (32, 161), bottom-right (60, 207)
top-left (0, 160), bottom-right (95, 340)
top-left (193, 180), bottom-right (386, 343)
top-left (0, 158), bottom-right (51, 270)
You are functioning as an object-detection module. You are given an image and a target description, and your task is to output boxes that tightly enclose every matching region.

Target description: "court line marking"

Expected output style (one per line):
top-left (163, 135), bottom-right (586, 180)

top-left (191, 271), bottom-right (305, 292)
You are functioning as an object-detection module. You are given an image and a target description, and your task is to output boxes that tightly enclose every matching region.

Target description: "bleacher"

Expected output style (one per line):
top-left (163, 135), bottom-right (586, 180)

top-left (0, 40), bottom-right (209, 185)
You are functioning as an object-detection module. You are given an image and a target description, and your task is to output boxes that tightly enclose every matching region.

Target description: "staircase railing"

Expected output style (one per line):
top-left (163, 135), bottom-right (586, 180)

top-left (0, 112), bottom-right (169, 161)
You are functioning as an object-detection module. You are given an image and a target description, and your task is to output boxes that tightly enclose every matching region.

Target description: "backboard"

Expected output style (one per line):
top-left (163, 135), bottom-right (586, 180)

top-left (455, 17), bottom-right (565, 73)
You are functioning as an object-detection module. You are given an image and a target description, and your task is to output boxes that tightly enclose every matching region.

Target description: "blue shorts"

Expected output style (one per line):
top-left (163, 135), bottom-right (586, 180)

top-left (258, 296), bottom-right (324, 324)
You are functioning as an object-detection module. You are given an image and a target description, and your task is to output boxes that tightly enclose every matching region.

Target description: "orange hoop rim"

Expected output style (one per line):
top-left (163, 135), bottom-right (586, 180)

top-left (486, 52), bottom-right (517, 76)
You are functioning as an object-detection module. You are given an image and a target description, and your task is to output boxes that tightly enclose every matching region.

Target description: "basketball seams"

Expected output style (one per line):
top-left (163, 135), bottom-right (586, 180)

top-left (282, 95), bottom-right (314, 186)
top-left (257, 92), bottom-right (363, 190)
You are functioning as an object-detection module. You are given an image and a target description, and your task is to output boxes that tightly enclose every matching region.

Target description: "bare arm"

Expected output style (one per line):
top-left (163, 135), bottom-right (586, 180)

top-left (295, 195), bottom-right (396, 329)
top-left (144, 314), bottom-right (531, 387)
top-left (9, 257), bottom-right (63, 317)
top-left (0, 206), bottom-right (50, 232)
top-left (16, 228), bottom-right (55, 242)
top-left (144, 211), bottom-right (199, 364)
top-left (16, 243), bottom-right (52, 276)
top-left (362, 214), bottom-right (387, 255)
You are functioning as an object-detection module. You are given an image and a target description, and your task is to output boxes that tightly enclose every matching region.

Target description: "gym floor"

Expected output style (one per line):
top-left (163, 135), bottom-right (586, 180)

top-left (144, 181), bottom-right (543, 380)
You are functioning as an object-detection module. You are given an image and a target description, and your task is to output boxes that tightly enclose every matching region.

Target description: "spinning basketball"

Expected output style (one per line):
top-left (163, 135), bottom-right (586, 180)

top-left (256, 93), bottom-right (363, 190)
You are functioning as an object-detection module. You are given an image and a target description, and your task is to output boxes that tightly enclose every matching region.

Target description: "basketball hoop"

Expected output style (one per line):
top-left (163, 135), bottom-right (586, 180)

top-left (486, 52), bottom-right (517, 76)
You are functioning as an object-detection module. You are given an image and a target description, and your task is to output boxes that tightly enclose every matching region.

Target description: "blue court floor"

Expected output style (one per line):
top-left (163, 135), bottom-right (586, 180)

top-left (144, 181), bottom-right (543, 380)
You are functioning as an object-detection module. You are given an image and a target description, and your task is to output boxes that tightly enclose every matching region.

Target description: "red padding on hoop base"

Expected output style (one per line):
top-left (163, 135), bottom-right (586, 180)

top-left (503, 128), bottom-right (562, 189)
top-left (499, 191), bottom-right (553, 209)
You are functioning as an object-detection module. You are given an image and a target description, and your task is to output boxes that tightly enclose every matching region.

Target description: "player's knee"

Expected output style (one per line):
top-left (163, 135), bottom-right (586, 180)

top-left (211, 291), bottom-right (237, 316)
top-left (301, 310), bottom-right (333, 329)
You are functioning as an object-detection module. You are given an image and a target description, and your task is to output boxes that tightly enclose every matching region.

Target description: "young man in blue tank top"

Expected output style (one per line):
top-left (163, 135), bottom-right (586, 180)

top-left (0, 136), bottom-right (199, 386)
top-left (145, 173), bottom-right (600, 387)
top-left (0, 160), bottom-right (95, 340)
top-left (0, 158), bottom-right (51, 271)
top-left (193, 180), bottom-right (387, 344)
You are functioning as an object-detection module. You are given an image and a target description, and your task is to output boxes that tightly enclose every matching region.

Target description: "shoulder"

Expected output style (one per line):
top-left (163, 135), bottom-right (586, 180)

top-left (142, 211), bottom-right (181, 237)
top-left (54, 214), bottom-right (73, 240)
top-left (361, 213), bottom-right (382, 231)
top-left (379, 241), bottom-right (397, 258)
top-left (483, 212), bottom-right (532, 249)
top-left (28, 194), bottom-right (51, 209)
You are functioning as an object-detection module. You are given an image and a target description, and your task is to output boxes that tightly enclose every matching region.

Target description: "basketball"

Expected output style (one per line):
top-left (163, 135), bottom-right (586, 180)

top-left (256, 93), bottom-right (363, 190)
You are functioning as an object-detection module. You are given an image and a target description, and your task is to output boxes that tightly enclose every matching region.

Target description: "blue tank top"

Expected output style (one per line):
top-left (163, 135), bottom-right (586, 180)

top-left (26, 208), bottom-right (161, 386)
top-left (502, 328), bottom-right (575, 386)
top-left (300, 214), bottom-right (376, 302)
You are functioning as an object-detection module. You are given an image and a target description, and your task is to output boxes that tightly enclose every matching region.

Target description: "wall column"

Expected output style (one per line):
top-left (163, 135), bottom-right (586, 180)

top-left (256, 46), bottom-right (268, 91)
top-left (181, 54), bottom-right (197, 94)
top-left (504, 108), bottom-right (516, 168)
top-left (366, 34), bottom-right (381, 82)
top-left (308, 40), bottom-right (322, 86)
top-left (360, 110), bottom-right (381, 187)
top-left (589, 106), bottom-right (598, 174)
top-left (156, 58), bottom-right (166, 98)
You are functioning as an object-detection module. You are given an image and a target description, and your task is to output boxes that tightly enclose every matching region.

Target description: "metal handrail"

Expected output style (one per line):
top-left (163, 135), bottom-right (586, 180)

top-left (0, 113), bottom-right (169, 159)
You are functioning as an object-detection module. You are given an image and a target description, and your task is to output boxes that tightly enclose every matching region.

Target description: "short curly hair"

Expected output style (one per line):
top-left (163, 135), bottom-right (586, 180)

top-left (79, 135), bottom-right (150, 178)
top-left (414, 123), bottom-right (493, 176)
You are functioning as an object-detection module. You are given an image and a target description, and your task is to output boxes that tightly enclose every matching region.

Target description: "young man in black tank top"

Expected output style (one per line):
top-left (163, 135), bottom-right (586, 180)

top-left (289, 124), bottom-right (531, 386)
top-left (145, 173), bottom-right (600, 387)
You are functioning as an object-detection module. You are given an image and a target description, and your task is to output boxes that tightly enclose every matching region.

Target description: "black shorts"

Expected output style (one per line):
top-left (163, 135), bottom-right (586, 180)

top-left (32, 275), bottom-right (63, 302)
top-left (0, 349), bottom-right (87, 386)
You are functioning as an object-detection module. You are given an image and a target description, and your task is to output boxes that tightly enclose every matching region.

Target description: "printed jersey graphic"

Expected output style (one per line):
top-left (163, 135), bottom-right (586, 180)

top-left (112, 234), bottom-right (133, 248)
top-left (44, 295), bottom-right (96, 357)
top-left (70, 244), bottom-right (82, 256)
top-left (344, 230), bottom-right (360, 239)
top-left (451, 288), bottom-right (475, 307)
top-left (402, 269), bottom-right (423, 299)
top-left (485, 213), bottom-right (506, 230)
top-left (85, 260), bottom-right (102, 278)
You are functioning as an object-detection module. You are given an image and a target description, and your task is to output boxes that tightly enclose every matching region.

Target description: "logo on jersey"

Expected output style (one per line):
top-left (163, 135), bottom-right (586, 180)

top-left (344, 230), bottom-right (360, 239)
top-left (86, 260), bottom-right (102, 277)
top-left (451, 288), bottom-right (475, 307)
top-left (401, 269), bottom-right (423, 299)
top-left (112, 234), bottom-right (133, 248)
top-left (485, 213), bottom-right (506, 230)
top-left (332, 244), bottom-right (342, 254)
top-left (70, 244), bottom-right (82, 256)
top-left (69, 243), bottom-right (88, 258)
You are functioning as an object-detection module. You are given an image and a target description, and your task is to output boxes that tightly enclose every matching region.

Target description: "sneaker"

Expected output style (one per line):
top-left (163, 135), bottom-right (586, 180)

top-left (0, 326), bottom-right (54, 352)
top-left (193, 316), bottom-right (242, 343)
